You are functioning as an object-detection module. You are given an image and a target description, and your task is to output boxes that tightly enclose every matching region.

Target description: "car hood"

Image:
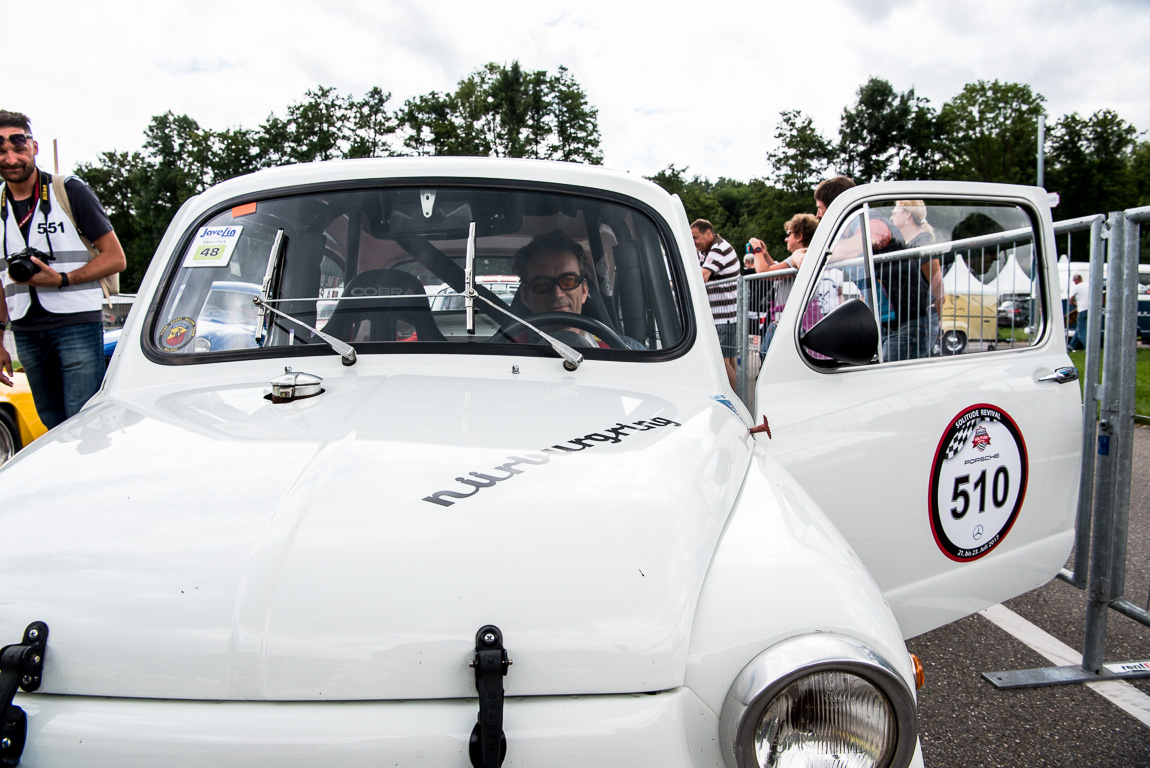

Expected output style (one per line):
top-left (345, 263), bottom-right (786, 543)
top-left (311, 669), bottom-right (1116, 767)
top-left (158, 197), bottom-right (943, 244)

top-left (0, 369), bottom-right (752, 701)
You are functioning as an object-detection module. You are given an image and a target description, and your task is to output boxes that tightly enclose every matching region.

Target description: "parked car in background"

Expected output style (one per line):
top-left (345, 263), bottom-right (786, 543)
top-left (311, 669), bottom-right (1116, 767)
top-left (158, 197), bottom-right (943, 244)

top-left (186, 280), bottom-right (262, 352)
top-left (997, 297), bottom-right (1030, 328)
top-left (103, 281), bottom-right (262, 361)
top-left (0, 161), bottom-right (1082, 768)
top-left (102, 327), bottom-right (121, 367)
top-left (940, 293), bottom-right (998, 354)
top-left (0, 371), bottom-right (46, 467)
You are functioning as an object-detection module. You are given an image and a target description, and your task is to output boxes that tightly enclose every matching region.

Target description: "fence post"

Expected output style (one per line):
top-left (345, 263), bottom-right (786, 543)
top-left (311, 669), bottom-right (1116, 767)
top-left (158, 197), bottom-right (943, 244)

top-left (735, 271), bottom-right (748, 404)
top-left (1109, 214), bottom-right (1142, 600)
top-left (1068, 217), bottom-right (1107, 588)
top-left (1081, 212), bottom-right (1132, 673)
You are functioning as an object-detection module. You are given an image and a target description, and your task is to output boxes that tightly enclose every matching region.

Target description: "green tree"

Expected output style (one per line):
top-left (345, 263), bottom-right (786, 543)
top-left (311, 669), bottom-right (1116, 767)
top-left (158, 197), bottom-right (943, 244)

top-left (764, 110), bottom-right (833, 194)
top-left (938, 80), bottom-right (1046, 183)
top-left (259, 86), bottom-right (352, 166)
top-left (647, 167), bottom-right (810, 254)
top-left (401, 62), bottom-right (602, 163)
top-left (548, 66), bottom-right (603, 163)
top-left (132, 113), bottom-right (215, 287)
top-left (75, 150), bottom-right (151, 290)
top-left (1047, 109), bottom-right (1138, 220)
top-left (346, 87), bottom-right (399, 159)
top-left (837, 78), bottom-right (941, 181)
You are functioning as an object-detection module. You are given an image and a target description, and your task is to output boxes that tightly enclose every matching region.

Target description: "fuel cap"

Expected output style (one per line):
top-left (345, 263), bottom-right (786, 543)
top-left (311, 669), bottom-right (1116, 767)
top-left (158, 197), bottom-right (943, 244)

top-left (269, 367), bottom-right (323, 403)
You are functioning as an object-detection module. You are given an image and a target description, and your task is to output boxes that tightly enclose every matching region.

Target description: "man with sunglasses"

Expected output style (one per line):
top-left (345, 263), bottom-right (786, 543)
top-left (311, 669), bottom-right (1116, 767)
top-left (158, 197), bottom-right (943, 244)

top-left (0, 111), bottom-right (126, 428)
top-left (512, 230), bottom-right (643, 349)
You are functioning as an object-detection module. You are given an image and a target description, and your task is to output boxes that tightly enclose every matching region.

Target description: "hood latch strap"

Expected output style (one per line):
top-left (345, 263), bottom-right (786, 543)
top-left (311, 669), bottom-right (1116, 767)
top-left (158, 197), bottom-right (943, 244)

top-left (468, 624), bottom-right (511, 768)
top-left (1, 621), bottom-right (48, 767)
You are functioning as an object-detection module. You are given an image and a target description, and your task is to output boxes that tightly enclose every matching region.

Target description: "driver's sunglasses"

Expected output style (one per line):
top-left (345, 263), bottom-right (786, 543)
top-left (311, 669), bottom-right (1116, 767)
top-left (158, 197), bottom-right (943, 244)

top-left (0, 134), bottom-right (33, 150)
top-left (526, 272), bottom-right (586, 293)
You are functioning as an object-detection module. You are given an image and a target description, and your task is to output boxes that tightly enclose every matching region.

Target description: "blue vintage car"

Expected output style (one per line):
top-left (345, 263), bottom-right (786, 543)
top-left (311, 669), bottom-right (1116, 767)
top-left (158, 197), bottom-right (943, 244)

top-left (103, 281), bottom-right (262, 362)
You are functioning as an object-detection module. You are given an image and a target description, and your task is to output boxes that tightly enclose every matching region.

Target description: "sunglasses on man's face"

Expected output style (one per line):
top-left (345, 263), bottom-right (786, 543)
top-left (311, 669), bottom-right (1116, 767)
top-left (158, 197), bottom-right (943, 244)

top-left (526, 272), bottom-right (585, 293)
top-left (0, 134), bottom-right (33, 150)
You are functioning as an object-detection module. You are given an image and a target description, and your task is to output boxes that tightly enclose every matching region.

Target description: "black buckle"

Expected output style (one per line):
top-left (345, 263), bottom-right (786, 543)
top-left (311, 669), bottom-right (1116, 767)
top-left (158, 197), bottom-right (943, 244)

top-left (1, 622), bottom-right (48, 767)
top-left (468, 624), bottom-right (511, 768)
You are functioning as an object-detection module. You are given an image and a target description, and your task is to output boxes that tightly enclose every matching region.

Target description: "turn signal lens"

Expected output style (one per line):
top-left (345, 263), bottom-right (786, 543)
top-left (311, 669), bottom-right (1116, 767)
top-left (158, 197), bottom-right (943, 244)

top-left (910, 654), bottom-right (925, 689)
top-left (753, 670), bottom-right (896, 768)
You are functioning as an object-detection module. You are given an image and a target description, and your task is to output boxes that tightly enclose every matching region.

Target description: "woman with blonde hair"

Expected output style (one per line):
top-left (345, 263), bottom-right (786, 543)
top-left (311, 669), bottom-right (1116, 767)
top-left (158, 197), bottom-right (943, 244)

top-left (885, 200), bottom-right (942, 358)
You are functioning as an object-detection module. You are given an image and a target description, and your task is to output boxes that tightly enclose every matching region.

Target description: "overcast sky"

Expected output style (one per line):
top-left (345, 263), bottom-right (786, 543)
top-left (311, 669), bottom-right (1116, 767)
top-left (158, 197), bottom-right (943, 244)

top-left (18, 0), bottom-right (1150, 184)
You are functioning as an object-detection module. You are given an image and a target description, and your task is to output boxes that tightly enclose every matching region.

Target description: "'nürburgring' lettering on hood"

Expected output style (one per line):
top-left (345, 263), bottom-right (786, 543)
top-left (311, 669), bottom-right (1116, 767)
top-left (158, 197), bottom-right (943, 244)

top-left (423, 417), bottom-right (681, 507)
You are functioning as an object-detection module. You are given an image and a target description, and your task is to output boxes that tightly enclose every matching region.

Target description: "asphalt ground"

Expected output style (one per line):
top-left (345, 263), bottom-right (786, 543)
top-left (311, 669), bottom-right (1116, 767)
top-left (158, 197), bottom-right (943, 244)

top-left (907, 424), bottom-right (1150, 767)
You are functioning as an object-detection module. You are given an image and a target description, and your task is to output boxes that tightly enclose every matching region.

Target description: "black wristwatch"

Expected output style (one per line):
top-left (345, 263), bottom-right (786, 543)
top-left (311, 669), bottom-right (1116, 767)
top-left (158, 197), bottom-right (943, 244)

top-left (59, 272), bottom-right (70, 289)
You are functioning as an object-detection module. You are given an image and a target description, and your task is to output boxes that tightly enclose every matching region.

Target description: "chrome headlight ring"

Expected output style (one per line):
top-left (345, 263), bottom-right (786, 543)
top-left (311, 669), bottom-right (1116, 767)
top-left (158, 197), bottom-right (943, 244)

top-left (719, 633), bottom-right (918, 768)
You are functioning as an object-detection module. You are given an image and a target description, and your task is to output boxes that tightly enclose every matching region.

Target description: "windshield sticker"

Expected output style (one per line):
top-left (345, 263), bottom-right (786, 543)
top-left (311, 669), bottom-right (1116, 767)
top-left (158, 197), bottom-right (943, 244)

top-left (159, 317), bottom-right (196, 352)
top-left (184, 225), bottom-right (243, 268)
top-left (929, 404), bottom-right (1028, 562)
top-left (423, 416), bottom-right (681, 507)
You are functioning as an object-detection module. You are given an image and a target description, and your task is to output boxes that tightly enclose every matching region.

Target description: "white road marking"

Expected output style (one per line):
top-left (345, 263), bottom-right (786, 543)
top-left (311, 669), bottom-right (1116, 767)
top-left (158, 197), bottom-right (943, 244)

top-left (980, 603), bottom-right (1150, 727)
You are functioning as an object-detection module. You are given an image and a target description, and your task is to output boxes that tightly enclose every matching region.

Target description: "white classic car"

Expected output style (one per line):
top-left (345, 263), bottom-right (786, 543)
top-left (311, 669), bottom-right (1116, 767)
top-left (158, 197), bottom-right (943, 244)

top-left (0, 159), bottom-right (1082, 768)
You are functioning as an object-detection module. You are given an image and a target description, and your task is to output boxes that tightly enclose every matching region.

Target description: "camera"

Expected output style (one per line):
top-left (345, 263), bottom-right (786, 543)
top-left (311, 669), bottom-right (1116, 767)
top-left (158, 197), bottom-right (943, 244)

top-left (7, 246), bottom-right (52, 282)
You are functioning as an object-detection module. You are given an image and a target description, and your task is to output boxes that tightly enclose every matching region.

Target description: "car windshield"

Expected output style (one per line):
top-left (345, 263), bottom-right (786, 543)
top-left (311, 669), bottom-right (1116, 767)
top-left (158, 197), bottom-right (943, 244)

top-left (152, 185), bottom-right (685, 359)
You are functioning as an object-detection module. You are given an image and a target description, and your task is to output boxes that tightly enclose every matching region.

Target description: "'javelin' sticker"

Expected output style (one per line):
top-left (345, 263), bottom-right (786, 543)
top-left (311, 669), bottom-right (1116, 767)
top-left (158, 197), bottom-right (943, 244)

top-left (928, 404), bottom-right (1028, 562)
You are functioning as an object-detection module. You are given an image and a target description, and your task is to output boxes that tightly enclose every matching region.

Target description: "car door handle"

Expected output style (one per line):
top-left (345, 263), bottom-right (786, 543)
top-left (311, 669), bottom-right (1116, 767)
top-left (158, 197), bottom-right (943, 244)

top-left (1038, 366), bottom-right (1079, 384)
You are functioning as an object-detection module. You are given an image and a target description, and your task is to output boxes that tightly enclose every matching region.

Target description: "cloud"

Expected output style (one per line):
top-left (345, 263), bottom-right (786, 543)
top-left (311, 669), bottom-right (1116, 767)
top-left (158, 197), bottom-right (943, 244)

top-left (18, 0), bottom-right (1150, 181)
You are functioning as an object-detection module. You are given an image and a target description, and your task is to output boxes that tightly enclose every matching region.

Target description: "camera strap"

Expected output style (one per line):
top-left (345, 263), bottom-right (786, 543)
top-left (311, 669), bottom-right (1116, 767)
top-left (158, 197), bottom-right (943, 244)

top-left (0, 171), bottom-right (53, 261)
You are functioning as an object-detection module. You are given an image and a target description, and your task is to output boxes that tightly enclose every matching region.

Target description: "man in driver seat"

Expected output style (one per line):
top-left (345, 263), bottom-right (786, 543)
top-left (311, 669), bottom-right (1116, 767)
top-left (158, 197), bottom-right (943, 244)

top-left (512, 230), bottom-right (643, 349)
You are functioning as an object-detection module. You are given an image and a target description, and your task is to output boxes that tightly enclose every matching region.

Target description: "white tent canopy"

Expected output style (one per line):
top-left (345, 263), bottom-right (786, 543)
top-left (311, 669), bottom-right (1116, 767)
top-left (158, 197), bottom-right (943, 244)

top-left (994, 252), bottom-right (1034, 297)
top-left (942, 254), bottom-right (996, 296)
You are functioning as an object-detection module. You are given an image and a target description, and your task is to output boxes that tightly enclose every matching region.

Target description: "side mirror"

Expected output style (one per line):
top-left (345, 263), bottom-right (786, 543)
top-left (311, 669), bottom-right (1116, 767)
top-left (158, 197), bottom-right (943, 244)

top-left (800, 298), bottom-right (879, 365)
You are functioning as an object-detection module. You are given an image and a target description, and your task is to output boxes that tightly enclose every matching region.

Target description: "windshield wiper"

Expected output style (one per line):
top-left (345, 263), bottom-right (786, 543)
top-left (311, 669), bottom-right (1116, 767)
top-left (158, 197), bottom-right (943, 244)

top-left (251, 296), bottom-right (357, 366)
top-left (465, 221), bottom-right (477, 335)
top-left (255, 229), bottom-right (286, 344)
top-left (469, 292), bottom-right (584, 371)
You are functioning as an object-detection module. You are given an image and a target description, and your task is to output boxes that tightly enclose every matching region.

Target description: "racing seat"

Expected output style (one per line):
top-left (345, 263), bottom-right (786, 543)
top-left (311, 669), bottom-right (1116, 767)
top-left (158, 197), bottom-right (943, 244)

top-left (323, 269), bottom-right (446, 343)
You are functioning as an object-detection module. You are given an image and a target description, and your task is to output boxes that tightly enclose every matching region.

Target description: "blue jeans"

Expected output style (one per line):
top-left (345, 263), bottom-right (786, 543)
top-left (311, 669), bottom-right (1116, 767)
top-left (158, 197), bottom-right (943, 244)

top-left (15, 322), bottom-right (105, 429)
top-left (883, 317), bottom-right (928, 361)
top-left (1069, 310), bottom-right (1088, 350)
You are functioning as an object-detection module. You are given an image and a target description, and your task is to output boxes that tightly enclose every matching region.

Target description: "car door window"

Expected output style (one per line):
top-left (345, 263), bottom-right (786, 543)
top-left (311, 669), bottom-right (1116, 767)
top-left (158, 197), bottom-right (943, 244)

top-left (802, 199), bottom-right (1044, 364)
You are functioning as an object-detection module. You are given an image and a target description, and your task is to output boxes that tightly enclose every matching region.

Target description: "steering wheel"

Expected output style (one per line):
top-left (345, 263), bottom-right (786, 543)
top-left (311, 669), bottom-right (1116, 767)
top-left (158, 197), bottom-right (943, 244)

top-left (493, 312), bottom-right (630, 350)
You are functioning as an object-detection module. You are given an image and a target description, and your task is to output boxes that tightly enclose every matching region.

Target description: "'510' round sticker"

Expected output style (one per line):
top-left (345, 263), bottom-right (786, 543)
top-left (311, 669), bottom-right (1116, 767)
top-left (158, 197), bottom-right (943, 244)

top-left (929, 404), bottom-right (1028, 562)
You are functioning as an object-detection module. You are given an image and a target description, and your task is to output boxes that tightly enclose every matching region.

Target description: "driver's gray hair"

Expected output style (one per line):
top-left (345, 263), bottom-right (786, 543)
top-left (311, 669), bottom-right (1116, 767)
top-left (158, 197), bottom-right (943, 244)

top-left (513, 230), bottom-right (587, 278)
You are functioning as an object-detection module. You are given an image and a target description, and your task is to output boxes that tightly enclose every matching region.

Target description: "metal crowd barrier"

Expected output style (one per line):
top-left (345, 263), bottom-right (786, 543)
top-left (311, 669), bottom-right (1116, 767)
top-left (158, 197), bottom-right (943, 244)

top-left (984, 205), bottom-right (1150, 688)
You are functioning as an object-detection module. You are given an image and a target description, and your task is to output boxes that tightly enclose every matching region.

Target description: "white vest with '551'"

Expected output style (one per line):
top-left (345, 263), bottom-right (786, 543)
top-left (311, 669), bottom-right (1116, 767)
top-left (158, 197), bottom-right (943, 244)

top-left (2, 176), bottom-right (100, 321)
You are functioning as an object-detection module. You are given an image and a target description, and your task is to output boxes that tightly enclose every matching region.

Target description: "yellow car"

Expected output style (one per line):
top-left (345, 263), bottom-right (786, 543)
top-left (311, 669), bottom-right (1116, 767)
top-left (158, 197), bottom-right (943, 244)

top-left (940, 293), bottom-right (998, 355)
top-left (0, 371), bottom-right (47, 466)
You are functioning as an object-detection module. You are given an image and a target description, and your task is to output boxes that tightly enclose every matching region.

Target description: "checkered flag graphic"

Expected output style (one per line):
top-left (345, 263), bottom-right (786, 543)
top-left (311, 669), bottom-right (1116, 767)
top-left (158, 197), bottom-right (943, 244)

top-left (944, 419), bottom-right (979, 460)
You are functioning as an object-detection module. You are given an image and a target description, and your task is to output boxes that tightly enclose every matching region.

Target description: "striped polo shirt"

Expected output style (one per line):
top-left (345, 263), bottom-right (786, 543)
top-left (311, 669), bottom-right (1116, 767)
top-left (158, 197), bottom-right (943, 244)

top-left (699, 235), bottom-right (740, 324)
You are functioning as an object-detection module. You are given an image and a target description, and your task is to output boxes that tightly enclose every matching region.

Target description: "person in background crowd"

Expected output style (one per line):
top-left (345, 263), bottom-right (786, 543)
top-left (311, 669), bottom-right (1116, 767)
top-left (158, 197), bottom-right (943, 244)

top-left (0, 110), bottom-right (126, 428)
top-left (890, 200), bottom-right (942, 358)
top-left (1068, 273), bottom-right (1089, 351)
top-left (748, 213), bottom-right (822, 355)
top-left (691, 218), bottom-right (740, 389)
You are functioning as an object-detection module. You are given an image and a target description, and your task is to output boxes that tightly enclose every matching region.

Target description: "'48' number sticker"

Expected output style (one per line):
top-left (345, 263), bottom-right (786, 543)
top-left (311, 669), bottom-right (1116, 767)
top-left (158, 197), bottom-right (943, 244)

top-left (929, 404), bottom-right (1028, 562)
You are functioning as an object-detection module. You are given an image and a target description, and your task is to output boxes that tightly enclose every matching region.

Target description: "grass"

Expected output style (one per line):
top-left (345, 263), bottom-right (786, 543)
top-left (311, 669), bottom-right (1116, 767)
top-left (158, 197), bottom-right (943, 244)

top-left (1067, 347), bottom-right (1150, 421)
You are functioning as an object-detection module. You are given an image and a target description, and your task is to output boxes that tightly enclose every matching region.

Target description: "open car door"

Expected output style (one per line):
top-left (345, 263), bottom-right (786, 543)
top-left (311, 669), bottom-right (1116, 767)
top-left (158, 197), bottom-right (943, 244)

top-left (755, 182), bottom-right (1082, 639)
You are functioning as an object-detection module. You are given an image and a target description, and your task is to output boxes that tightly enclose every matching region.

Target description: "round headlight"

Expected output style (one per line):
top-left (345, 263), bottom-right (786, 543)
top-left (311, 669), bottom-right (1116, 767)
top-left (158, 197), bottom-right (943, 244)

top-left (720, 634), bottom-right (917, 768)
top-left (753, 670), bottom-right (896, 767)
